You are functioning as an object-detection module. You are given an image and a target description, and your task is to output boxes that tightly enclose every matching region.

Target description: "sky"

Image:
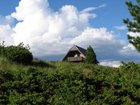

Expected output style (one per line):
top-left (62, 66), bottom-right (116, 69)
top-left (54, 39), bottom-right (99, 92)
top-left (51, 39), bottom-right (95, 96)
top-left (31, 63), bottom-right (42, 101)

top-left (0, 0), bottom-right (140, 67)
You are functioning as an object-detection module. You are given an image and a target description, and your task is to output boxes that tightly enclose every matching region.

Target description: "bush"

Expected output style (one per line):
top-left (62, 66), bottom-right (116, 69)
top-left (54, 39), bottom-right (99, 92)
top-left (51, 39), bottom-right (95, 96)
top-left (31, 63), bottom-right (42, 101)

top-left (0, 41), bottom-right (5, 56)
top-left (0, 61), bottom-right (140, 104)
top-left (0, 42), bottom-right (33, 64)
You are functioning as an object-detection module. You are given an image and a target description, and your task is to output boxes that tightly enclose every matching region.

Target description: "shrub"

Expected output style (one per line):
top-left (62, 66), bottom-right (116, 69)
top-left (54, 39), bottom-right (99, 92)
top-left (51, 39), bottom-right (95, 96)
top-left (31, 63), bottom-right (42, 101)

top-left (0, 61), bottom-right (140, 104)
top-left (5, 45), bottom-right (33, 64)
top-left (0, 41), bottom-right (5, 56)
top-left (0, 42), bottom-right (33, 64)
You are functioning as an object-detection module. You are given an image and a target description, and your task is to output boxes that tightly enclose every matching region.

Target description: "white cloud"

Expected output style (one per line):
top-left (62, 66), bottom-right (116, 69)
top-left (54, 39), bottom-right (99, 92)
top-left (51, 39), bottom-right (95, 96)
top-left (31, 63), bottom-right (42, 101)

top-left (10, 0), bottom-right (101, 55)
top-left (99, 60), bottom-right (121, 67)
top-left (0, 24), bottom-right (14, 45)
top-left (114, 25), bottom-right (127, 30)
top-left (127, 32), bottom-right (140, 37)
top-left (81, 3), bottom-right (106, 13)
top-left (70, 27), bottom-right (125, 59)
top-left (99, 4), bottom-right (107, 8)
top-left (70, 27), bottom-right (115, 45)
top-left (121, 44), bottom-right (135, 53)
top-left (12, 0), bottom-right (49, 21)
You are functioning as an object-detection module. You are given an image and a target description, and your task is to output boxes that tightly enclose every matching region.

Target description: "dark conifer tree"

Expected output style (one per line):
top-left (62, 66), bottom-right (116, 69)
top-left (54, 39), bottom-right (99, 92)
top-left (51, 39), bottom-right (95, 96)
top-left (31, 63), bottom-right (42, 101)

top-left (85, 45), bottom-right (98, 64)
top-left (124, 0), bottom-right (140, 52)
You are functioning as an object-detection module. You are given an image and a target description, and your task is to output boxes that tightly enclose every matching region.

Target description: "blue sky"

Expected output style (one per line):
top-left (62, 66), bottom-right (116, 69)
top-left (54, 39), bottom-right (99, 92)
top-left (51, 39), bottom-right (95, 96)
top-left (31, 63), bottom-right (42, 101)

top-left (0, 0), bottom-right (139, 67)
top-left (0, 0), bottom-right (19, 16)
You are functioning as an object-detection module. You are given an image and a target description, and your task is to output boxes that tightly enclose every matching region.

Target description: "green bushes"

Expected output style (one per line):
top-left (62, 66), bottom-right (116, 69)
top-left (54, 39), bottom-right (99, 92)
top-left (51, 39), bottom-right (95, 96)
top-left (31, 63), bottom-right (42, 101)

top-left (0, 61), bottom-right (140, 104)
top-left (0, 42), bottom-right (33, 64)
top-left (0, 41), bottom-right (5, 56)
top-left (5, 45), bottom-right (33, 64)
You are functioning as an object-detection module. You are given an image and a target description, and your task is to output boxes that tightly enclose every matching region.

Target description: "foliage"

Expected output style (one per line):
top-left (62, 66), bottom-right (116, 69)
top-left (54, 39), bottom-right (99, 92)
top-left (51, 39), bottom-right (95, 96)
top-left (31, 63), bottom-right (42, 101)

top-left (0, 41), bottom-right (6, 56)
top-left (0, 42), bottom-right (33, 64)
top-left (85, 45), bottom-right (98, 64)
top-left (124, 0), bottom-right (140, 52)
top-left (0, 58), bottom-right (140, 104)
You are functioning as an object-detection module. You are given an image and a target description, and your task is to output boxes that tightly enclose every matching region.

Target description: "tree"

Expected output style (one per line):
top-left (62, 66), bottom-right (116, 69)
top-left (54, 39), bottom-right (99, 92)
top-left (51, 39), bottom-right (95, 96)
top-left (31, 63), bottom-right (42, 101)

top-left (123, 0), bottom-right (140, 52)
top-left (0, 42), bottom-right (33, 64)
top-left (0, 41), bottom-right (5, 56)
top-left (85, 45), bottom-right (98, 64)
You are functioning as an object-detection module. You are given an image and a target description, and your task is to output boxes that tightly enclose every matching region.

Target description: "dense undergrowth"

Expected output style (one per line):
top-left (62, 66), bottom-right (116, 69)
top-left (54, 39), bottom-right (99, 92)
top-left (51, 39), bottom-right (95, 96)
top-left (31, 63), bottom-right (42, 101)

top-left (0, 57), bottom-right (140, 105)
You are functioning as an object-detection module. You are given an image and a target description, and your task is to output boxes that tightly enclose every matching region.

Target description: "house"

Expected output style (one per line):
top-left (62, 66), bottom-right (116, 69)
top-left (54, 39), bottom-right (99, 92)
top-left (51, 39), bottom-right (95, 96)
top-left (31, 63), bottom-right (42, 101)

top-left (62, 45), bottom-right (86, 62)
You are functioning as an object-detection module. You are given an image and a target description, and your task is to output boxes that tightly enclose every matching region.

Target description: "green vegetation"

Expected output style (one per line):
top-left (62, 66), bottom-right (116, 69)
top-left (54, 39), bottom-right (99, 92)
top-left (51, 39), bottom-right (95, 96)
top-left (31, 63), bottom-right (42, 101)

top-left (0, 57), bottom-right (140, 104)
top-left (124, 0), bottom-right (140, 52)
top-left (85, 45), bottom-right (98, 64)
top-left (0, 42), bottom-right (33, 64)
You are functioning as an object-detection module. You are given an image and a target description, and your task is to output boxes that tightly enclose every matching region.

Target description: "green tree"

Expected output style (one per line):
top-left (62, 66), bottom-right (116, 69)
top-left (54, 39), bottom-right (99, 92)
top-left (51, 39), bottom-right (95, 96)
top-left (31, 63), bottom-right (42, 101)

top-left (0, 42), bottom-right (33, 64)
top-left (85, 45), bottom-right (98, 64)
top-left (0, 41), bottom-right (5, 56)
top-left (5, 43), bottom-right (33, 64)
top-left (124, 0), bottom-right (140, 52)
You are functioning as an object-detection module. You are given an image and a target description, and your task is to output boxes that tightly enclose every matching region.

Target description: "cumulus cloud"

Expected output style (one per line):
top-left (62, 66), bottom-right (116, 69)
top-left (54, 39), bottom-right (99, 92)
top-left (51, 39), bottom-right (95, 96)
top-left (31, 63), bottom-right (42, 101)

top-left (0, 0), bottom-right (108, 53)
top-left (0, 15), bottom-right (15, 45)
top-left (114, 25), bottom-right (127, 30)
top-left (70, 27), bottom-right (125, 59)
top-left (70, 27), bottom-right (115, 45)
top-left (0, 24), bottom-right (14, 45)
top-left (0, 0), bottom-right (140, 67)
top-left (10, 0), bottom-right (103, 56)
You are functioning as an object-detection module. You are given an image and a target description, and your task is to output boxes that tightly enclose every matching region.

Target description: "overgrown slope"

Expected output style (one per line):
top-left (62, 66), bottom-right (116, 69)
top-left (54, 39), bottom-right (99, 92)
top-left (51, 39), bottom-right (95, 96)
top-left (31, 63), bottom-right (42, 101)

top-left (0, 57), bottom-right (140, 105)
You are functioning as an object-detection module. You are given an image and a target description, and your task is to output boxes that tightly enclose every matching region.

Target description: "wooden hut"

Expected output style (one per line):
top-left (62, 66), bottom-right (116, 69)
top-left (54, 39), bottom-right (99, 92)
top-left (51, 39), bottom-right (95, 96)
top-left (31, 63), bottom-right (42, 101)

top-left (62, 45), bottom-right (86, 62)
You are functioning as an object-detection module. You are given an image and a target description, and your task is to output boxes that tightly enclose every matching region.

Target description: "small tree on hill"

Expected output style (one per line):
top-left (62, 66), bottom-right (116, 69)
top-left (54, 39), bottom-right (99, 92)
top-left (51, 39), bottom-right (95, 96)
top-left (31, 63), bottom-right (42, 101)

top-left (0, 42), bottom-right (33, 64)
top-left (0, 41), bottom-right (5, 56)
top-left (123, 0), bottom-right (140, 52)
top-left (85, 45), bottom-right (98, 64)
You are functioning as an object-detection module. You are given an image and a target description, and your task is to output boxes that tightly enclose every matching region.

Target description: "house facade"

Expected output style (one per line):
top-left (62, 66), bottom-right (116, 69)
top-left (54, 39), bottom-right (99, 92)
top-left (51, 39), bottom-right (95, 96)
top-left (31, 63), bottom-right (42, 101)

top-left (62, 45), bottom-right (86, 62)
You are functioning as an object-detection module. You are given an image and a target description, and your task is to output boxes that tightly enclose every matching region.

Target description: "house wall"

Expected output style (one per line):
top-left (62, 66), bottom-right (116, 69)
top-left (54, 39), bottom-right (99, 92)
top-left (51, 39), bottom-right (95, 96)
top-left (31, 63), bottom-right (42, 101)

top-left (80, 53), bottom-right (85, 58)
top-left (63, 49), bottom-right (86, 62)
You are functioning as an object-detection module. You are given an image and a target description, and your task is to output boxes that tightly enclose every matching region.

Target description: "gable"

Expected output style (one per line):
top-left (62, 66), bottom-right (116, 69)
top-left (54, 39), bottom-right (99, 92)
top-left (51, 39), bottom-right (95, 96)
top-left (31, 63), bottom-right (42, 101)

top-left (62, 45), bottom-right (86, 61)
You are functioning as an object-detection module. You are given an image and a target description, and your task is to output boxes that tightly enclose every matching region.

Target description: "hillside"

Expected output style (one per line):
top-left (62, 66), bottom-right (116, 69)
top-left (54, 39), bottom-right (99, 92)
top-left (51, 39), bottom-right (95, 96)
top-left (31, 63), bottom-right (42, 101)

top-left (0, 57), bottom-right (140, 105)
